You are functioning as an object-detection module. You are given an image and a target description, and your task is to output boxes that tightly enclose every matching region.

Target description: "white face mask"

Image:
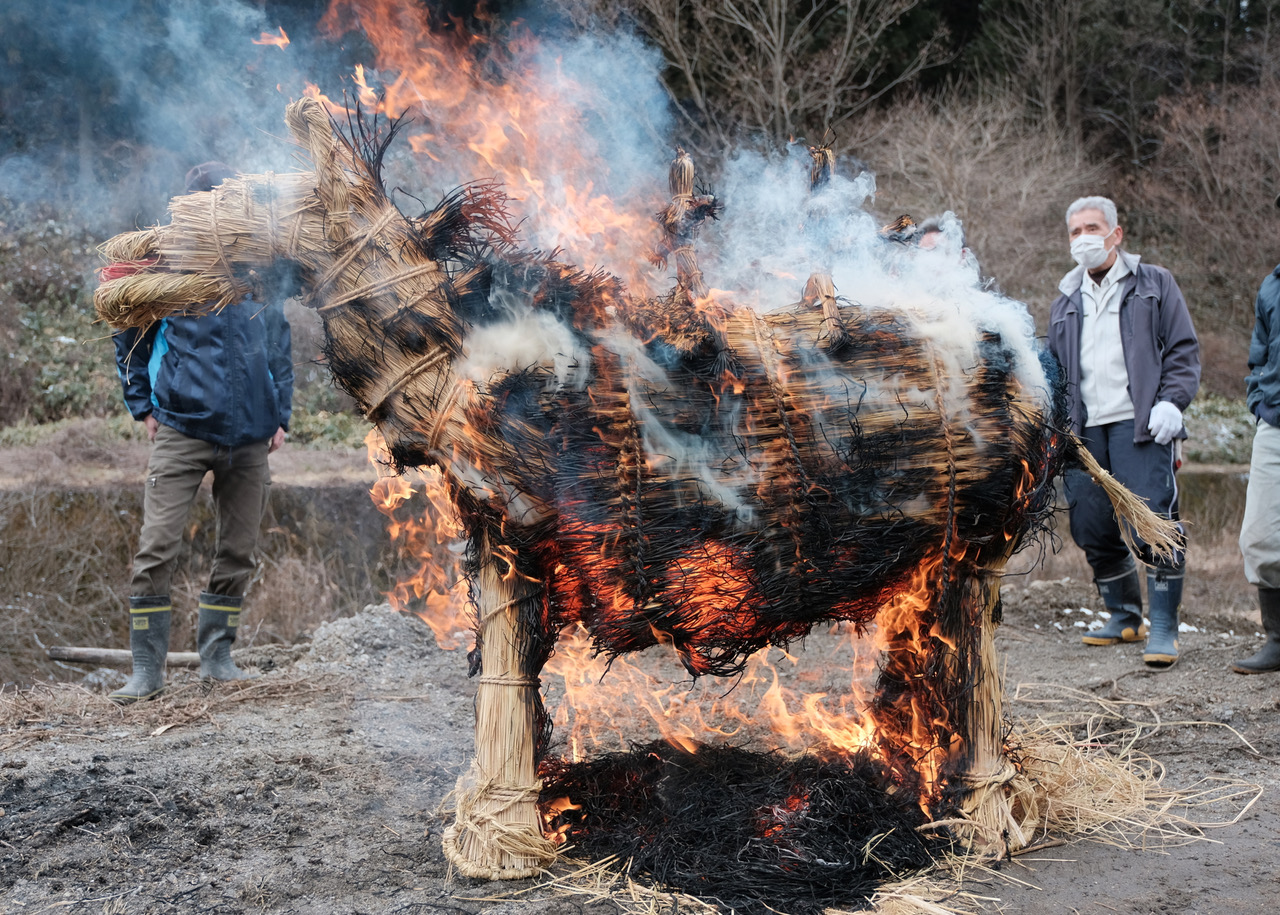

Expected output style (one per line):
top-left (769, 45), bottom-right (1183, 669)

top-left (1070, 231), bottom-right (1114, 270)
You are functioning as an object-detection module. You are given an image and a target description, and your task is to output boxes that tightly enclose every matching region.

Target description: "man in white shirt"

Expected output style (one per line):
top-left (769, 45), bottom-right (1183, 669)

top-left (1047, 196), bottom-right (1201, 668)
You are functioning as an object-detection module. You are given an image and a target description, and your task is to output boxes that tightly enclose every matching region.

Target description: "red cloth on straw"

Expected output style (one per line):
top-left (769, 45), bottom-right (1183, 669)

top-left (98, 258), bottom-right (159, 283)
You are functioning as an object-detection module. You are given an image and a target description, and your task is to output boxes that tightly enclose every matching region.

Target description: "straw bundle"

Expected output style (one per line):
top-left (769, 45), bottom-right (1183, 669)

top-left (95, 171), bottom-right (332, 326)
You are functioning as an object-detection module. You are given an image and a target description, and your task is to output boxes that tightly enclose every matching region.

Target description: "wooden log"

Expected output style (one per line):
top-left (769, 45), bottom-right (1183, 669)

top-left (442, 530), bottom-right (557, 878)
top-left (48, 647), bottom-right (200, 668)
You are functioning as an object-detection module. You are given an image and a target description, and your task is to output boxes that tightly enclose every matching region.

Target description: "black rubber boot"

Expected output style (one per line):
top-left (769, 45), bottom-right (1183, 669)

top-left (1143, 569), bottom-right (1183, 668)
top-left (197, 592), bottom-right (255, 681)
top-left (1232, 587), bottom-right (1280, 674)
top-left (1082, 566), bottom-right (1146, 646)
top-left (108, 596), bottom-right (172, 705)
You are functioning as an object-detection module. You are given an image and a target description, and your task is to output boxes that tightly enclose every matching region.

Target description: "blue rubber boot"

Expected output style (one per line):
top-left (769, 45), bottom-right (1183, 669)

top-left (197, 592), bottom-right (256, 681)
top-left (108, 596), bottom-right (171, 705)
top-left (1082, 567), bottom-right (1146, 646)
top-left (1143, 569), bottom-right (1183, 668)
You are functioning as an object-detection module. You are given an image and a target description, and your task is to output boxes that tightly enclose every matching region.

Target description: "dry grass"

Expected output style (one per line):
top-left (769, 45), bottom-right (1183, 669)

top-left (0, 672), bottom-right (351, 753)
top-left (0, 489), bottom-right (138, 687)
top-left (0, 483), bottom-right (386, 688)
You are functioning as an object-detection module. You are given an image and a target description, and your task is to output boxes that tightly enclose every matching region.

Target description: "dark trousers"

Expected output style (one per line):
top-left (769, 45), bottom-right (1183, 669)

top-left (1063, 420), bottom-right (1185, 577)
top-left (130, 425), bottom-right (272, 598)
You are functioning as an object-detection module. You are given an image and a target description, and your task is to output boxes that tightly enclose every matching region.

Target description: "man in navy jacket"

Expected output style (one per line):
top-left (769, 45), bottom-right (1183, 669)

top-left (1048, 196), bottom-right (1200, 669)
top-left (1234, 195), bottom-right (1280, 674)
top-left (110, 161), bottom-right (293, 704)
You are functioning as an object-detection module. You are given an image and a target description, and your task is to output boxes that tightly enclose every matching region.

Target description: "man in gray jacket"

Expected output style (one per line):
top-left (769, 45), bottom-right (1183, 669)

top-left (1234, 196), bottom-right (1280, 674)
top-left (1048, 196), bottom-right (1200, 668)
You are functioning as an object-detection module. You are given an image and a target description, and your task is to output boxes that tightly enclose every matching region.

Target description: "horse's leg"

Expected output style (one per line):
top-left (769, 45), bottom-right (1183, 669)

top-left (945, 563), bottom-right (1023, 856)
top-left (442, 529), bottom-right (557, 878)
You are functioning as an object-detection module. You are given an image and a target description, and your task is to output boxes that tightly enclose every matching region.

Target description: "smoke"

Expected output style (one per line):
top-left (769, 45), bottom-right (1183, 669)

top-left (700, 146), bottom-right (1048, 408)
top-left (0, 0), bottom-right (348, 228)
top-left (457, 309), bottom-right (591, 392)
top-left (4, 1), bottom-right (1053, 470)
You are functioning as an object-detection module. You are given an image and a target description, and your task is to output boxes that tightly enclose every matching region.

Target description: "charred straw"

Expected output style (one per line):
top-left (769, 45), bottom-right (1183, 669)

top-left (539, 741), bottom-right (944, 915)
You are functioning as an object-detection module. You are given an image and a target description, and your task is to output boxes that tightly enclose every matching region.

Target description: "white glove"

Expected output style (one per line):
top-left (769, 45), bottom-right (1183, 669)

top-left (1147, 400), bottom-right (1183, 446)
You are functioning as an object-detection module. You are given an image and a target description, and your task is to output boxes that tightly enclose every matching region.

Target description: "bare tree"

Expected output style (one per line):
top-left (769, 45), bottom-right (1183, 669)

top-left (974, 0), bottom-right (1088, 140)
top-left (559, 0), bottom-right (950, 153)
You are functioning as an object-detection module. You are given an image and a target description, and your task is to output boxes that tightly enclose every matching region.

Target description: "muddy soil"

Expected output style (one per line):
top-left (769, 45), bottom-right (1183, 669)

top-left (4, 585), bottom-right (1277, 915)
top-left (2, 461), bottom-right (1277, 915)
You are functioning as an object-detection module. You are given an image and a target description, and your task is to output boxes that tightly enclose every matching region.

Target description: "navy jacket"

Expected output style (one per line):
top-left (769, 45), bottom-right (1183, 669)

top-left (1246, 264), bottom-right (1280, 427)
top-left (1048, 251), bottom-right (1200, 442)
top-left (114, 297), bottom-right (293, 448)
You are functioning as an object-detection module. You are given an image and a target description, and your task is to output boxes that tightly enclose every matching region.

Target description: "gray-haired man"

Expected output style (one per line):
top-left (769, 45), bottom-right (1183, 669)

top-left (1048, 196), bottom-right (1201, 668)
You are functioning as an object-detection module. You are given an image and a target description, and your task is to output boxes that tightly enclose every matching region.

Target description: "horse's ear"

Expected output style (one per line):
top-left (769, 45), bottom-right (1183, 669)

top-left (285, 98), bottom-right (355, 236)
top-left (285, 98), bottom-right (337, 171)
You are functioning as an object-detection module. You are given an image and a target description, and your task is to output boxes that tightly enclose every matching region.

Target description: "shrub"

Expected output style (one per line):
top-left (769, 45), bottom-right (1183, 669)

top-left (0, 197), bottom-right (120, 426)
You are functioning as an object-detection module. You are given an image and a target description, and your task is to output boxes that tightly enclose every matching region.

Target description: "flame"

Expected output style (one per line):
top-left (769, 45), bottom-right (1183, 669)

top-left (310, 0), bottom-right (661, 289)
top-left (540, 795), bottom-right (583, 846)
top-left (253, 27), bottom-right (290, 49)
top-left (364, 429), bottom-right (471, 650)
top-left (757, 789), bottom-right (809, 840)
top-left (363, 417), bottom-right (971, 815)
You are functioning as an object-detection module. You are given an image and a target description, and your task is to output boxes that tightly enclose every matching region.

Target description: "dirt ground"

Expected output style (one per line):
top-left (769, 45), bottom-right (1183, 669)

top-left (2, 456), bottom-right (1278, 915)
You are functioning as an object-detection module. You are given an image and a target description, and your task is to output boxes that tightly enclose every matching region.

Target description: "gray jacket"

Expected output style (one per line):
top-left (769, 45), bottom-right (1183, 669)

top-left (1246, 264), bottom-right (1280, 427)
top-left (1048, 250), bottom-right (1200, 441)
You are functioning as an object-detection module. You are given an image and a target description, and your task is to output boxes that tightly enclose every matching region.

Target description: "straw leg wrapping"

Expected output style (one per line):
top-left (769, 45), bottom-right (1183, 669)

top-left (949, 565), bottom-right (1023, 856)
top-left (442, 532), bottom-right (557, 879)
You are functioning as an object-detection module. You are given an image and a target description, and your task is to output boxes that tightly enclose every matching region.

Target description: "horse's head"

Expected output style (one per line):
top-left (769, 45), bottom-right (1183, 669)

top-left (95, 98), bottom-right (542, 503)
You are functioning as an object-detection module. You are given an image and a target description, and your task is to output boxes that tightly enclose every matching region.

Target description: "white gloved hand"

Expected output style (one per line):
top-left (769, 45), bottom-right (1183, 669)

top-left (1147, 400), bottom-right (1183, 446)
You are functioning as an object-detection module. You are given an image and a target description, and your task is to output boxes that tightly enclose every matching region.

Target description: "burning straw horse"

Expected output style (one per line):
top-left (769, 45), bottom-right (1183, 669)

top-left (96, 98), bottom-right (1177, 883)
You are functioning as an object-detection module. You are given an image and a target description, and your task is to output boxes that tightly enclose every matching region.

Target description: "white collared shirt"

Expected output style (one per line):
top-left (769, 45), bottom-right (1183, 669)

top-left (1078, 254), bottom-right (1135, 426)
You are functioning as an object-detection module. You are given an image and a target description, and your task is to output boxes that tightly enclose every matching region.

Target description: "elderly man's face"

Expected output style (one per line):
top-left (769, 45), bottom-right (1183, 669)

top-left (1068, 208), bottom-right (1117, 242)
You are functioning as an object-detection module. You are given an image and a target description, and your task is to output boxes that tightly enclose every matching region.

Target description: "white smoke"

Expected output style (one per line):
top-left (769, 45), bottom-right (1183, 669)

top-left (457, 310), bottom-right (592, 392)
top-left (5, 2), bottom-right (1054, 510)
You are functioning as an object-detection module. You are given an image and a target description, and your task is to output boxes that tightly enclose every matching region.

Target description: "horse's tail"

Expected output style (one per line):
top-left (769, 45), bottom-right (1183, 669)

top-left (1066, 431), bottom-right (1183, 564)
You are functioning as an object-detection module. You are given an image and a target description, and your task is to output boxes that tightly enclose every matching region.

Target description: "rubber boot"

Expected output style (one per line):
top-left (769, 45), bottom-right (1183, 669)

top-left (1082, 566), bottom-right (1146, 646)
top-left (197, 592), bottom-right (254, 681)
top-left (1143, 569), bottom-right (1183, 668)
top-left (108, 596), bottom-right (171, 705)
top-left (1232, 587), bottom-right (1280, 674)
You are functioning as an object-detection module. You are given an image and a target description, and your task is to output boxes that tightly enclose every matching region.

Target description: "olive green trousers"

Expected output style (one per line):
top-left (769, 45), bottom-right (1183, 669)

top-left (130, 424), bottom-right (271, 598)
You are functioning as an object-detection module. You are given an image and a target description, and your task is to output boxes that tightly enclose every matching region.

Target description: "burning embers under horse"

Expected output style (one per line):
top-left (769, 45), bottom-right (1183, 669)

top-left (95, 98), bottom-right (1178, 905)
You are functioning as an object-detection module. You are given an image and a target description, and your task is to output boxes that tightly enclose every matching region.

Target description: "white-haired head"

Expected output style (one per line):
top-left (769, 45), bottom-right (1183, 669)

top-left (1065, 196), bottom-right (1118, 231)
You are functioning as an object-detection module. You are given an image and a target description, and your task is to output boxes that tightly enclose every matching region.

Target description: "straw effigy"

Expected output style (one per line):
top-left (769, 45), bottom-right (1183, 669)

top-left (94, 98), bottom-right (1181, 882)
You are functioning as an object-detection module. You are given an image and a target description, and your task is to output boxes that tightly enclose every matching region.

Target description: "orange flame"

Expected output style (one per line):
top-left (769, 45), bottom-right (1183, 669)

top-left (310, 0), bottom-right (662, 290)
top-left (253, 27), bottom-right (290, 49)
top-left (364, 429), bottom-right (472, 650)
